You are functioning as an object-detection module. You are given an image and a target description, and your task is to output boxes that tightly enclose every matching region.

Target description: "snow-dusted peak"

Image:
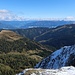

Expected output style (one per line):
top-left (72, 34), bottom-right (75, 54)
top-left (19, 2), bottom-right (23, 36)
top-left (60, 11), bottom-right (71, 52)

top-left (35, 45), bottom-right (75, 69)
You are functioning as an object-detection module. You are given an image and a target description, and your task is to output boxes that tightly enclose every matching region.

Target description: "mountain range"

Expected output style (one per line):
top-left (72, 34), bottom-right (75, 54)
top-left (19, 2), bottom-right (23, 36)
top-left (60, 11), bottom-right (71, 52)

top-left (34, 24), bottom-right (75, 49)
top-left (0, 20), bottom-right (75, 29)
top-left (12, 24), bottom-right (75, 50)
top-left (0, 22), bottom-right (75, 75)
top-left (12, 24), bottom-right (75, 75)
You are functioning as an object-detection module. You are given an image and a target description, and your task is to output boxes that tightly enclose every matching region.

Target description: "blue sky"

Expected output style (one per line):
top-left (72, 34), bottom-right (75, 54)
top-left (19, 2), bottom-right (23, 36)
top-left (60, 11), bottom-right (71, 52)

top-left (0, 0), bottom-right (75, 20)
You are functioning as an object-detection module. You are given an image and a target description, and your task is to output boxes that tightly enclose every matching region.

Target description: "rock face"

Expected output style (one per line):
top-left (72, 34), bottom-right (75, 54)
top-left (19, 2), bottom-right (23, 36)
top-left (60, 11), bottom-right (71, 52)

top-left (35, 45), bottom-right (75, 69)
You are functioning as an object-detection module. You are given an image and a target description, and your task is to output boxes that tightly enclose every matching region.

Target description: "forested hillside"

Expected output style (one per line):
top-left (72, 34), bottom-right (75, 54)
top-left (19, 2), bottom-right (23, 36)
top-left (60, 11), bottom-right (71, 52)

top-left (0, 30), bottom-right (52, 75)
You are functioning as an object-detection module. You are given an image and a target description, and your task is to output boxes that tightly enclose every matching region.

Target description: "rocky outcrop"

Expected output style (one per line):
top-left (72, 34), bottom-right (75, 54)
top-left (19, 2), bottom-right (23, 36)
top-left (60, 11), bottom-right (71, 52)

top-left (35, 45), bottom-right (75, 69)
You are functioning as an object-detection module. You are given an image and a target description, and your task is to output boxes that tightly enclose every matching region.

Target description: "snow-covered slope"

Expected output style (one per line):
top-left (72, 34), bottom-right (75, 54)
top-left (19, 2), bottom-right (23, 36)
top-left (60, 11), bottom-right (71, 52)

top-left (16, 66), bottom-right (75, 75)
top-left (17, 45), bottom-right (75, 75)
top-left (35, 45), bottom-right (75, 69)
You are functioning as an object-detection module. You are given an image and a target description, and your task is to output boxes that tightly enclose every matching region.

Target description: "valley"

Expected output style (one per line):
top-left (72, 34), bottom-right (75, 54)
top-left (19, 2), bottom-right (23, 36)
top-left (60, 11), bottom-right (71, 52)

top-left (13, 24), bottom-right (75, 50)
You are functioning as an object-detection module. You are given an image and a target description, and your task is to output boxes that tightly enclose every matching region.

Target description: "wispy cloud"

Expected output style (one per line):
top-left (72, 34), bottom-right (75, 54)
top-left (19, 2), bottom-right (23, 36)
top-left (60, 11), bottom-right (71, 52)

top-left (0, 9), bottom-right (25, 21)
top-left (0, 9), bottom-right (75, 21)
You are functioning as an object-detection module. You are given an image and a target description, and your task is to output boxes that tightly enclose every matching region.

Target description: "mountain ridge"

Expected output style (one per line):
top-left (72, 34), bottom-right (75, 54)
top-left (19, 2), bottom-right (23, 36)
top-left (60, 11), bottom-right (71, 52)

top-left (12, 24), bottom-right (75, 50)
top-left (34, 24), bottom-right (75, 49)
top-left (35, 45), bottom-right (75, 69)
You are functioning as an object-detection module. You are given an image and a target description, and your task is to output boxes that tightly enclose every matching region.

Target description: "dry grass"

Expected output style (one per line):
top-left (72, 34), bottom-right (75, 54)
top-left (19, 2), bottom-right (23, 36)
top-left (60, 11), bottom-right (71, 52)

top-left (0, 30), bottom-right (22, 41)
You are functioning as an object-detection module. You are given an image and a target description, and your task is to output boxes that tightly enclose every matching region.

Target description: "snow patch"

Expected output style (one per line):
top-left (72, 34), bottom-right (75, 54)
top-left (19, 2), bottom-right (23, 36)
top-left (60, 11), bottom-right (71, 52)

top-left (16, 66), bottom-right (75, 75)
